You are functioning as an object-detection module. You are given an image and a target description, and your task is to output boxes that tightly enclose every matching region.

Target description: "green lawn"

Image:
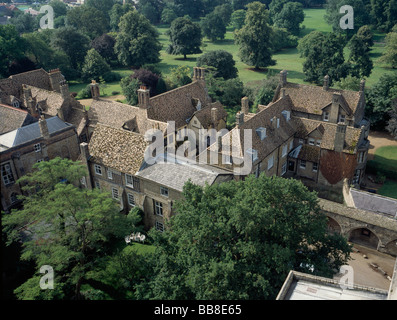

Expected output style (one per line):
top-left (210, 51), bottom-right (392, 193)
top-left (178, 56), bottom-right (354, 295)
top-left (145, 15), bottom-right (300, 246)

top-left (378, 180), bottom-right (397, 199)
top-left (71, 8), bottom-right (393, 97)
top-left (372, 146), bottom-right (397, 172)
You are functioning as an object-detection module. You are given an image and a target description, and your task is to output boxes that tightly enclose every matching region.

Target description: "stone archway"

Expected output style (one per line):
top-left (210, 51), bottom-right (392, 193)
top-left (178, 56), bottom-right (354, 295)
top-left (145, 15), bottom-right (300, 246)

top-left (348, 227), bottom-right (380, 250)
top-left (384, 239), bottom-right (397, 257)
top-left (327, 217), bottom-right (341, 234)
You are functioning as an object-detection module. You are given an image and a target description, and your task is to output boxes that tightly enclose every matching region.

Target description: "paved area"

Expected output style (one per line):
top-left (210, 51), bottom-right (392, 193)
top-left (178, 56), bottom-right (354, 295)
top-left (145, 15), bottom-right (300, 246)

top-left (344, 243), bottom-right (396, 291)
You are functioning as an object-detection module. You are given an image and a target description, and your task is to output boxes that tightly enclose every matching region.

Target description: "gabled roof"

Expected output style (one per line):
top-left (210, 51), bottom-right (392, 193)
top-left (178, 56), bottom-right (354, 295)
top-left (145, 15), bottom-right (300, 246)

top-left (191, 101), bottom-right (228, 128)
top-left (147, 81), bottom-right (212, 129)
top-left (0, 116), bottom-right (72, 151)
top-left (88, 123), bottom-right (149, 175)
top-left (274, 82), bottom-right (361, 116)
top-left (0, 103), bottom-right (37, 134)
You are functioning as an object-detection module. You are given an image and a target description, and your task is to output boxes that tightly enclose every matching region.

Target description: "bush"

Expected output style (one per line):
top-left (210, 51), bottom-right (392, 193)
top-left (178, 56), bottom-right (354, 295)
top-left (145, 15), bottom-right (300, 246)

top-left (102, 71), bottom-right (122, 83)
top-left (76, 85), bottom-right (92, 99)
top-left (366, 160), bottom-right (397, 180)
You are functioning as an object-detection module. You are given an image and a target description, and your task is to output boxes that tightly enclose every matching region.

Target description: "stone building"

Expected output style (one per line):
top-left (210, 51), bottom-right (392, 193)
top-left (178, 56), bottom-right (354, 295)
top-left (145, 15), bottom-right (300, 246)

top-left (0, 103), bottom-right (37, 134)
top-left (0, 116), bottom-right (80, 212)
top-left (203, 70), bottom-right (370, 200)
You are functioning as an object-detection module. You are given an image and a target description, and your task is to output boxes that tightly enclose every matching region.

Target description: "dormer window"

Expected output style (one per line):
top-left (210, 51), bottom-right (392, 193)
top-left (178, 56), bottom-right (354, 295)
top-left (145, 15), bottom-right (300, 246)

top-left (339, 114), bottom-right (346, 123)
top-left (246, 148), bottom-right (258, 162)
top-left (308, 138), bottom-right (315, 146)
top-left (282, 110), bottom-right (291, 121)
top-left (323, 111), bottom-right (329, 122)
top-left (256, 127), bottom-right (267, 140)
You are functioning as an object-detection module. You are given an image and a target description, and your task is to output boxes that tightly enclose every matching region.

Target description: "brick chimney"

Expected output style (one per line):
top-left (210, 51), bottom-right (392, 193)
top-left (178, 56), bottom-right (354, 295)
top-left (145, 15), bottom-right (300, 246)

top-left (359, 79), bottom-right (365, 92)
top-left (241, 96), bottom-right (249, 114)
top-left (79, 142), bottom-right (93, 189)
top-left (211, 107), bottom-right (218, 128)
top-left (90, 80), bottom-right (100, 100)
top-left (48, 68), bottom-right (63, 93)
top-left (193, 67), bottom-right (206, 82)
top-left (236, 111), bottom-right (244, 127)
top-left (330, 93), bottom-right (341, 123)
top-left (60, 80), bottom-right (70, 101)
top-left (23, 85), bottom-right (39, 118)
top-left (334, 122), bottom-right (347, 152)
top-left (39, 115), bottom-right (50, 140)
top-left (323, 75), bottom-right (329, 90)
top-left (279, 70), bottom-right (287, 87)
top-left (137, 85), bottom-right (150, 109)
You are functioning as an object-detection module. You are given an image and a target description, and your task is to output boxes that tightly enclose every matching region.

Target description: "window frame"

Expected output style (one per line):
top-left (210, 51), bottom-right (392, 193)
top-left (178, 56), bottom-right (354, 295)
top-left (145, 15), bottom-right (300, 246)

top-left (267, 155), bottom-right (274, 170)
top-left (125, 174), bottom-right (134, 188)
top-left (127, 193), bottom-right (135, 207)
top-left (154, 201), bottom-right (163, 217)
top-left (34, 143), bottom-right (41, 152)
top-left (1, 163), bottom-right (15, 186)
top-left (300, 160), bottom-right (306, 169)
top-left (160, 186), bottom-right (169, 197)
top-left (323, 111), bottom-right (329, 121)
top-left (155, 221), bottom-right (164, 232)
top-left (94, 164), bottom-right (102, 175)
top-left (312, 162), bottom-right (318, 172)
top-left (112, 187), bottom-right (119, 200)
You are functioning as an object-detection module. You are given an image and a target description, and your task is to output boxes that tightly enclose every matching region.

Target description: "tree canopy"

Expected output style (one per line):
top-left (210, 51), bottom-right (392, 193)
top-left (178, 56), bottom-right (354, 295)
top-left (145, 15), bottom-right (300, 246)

top-left (139, 174), bottom-right (351, 299)
top-left (196, 50), bottom-right (238, 79)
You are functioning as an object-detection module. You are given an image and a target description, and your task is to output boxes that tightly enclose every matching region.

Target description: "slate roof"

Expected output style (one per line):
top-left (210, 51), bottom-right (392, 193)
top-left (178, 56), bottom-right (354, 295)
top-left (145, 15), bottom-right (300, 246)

top-left (0, 116), bottom-right (73, 151)
top-left (273, 82), bottom-right (362, 116)
top-left (350, 189), bottom-right (397, 218)
top-left (88, 123), bottom-right (149, 175)
top-left (136, 154), bottom-right (233, 192)
top-left (88, 99), bottom-right (167, 134)
top-left (147, 81), bottom-right (212, 129)
top-left (0, 103), bottom-right (37, 134)
top-left (289, 144), bottom-right (321, 162)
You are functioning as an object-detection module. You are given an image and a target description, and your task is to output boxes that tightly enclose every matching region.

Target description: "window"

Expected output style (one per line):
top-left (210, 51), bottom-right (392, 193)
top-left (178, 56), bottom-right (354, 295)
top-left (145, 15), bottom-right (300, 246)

top-left (36, 159), bottom-right (44, 163)
top-left (160, 186), bottom-right (169, 197)
top-left (281, 162), bottom-right (287, 175)
top-left (246, 148), bottom-right (258, 162)
top-left (289, 140), bottom-right (293, 150)
top-left (155, 201), bottom-right (163, 216)
top-left (34, 143), bottom-right (41, 152)
top-left (125, 174), bottom-right (134, 188)
top-left (94, 164), bottom-right (102, 175)
top-left (282, 145), bottom-right (288, 157)
top-left (107, 169), bottom-right (113, 180)
top-left (308, 138), bottom-right (315, 146)
top-left (316, 140), bottom-right (322, 147)
top-left (1, 163), bottom-right (15, 185)
top-left (299, 139), bottom-right (304, 145)
top-left (128, 193), bottom-right (135, 207)
top-left (155, 221), bottom-right (164, 232)
top-left (358, 151), bottom-right (365, 163)
top-left (282, 110), bottom-right (291, 121)
top-left (339, 114), bottom-right (346, 123)
top-left (352, 169), bottom-right (361, 184)
top-left (95, 181), bottom-right (100, 189)
top-left (300, 160), bottom-right (306, 169)
top-left (267, 155), bottom-right (274, 170)
top-left (323, 111), bottom-right (329, 121)
top-left (112, 188), bottom-right (119, 200)
top-left (313, 162), bottom-right (318, 172)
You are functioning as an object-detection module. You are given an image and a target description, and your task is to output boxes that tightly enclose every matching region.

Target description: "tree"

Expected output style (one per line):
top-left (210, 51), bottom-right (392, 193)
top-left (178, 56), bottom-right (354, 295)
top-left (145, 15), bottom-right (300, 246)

top-left (230, 9), bottom-right (246, 30)
top-left (121, 76), bottom-right (141, 105)
top-left (167, 65), bottom-right (192, 88)
top-left (298, 31), bottom-right (350, 85)
top-left (201, 11), bottom-right (226, 42)
top-left (253, 74), bottom-right (279, 107)
top-left (166, 16), bottom-right (203, 59)
top-left (48, 0), bottom-right (68, 17)
top-left (52, 26), bottom-right (90, 71)
top-left (365, 73), bottom-right (397, 130)
top-left (234, 2), bottom-right (276, 70)
top-left (161, 7), bottom-right (178, 24)
top-left (0, 25), bottom-right (26, 78)
top-left (91, 33), bottom-right (117, 65)
top-left (9, 12), bottom-right (36, 34)
top-left (273, 1), bottom-right (305, 36)
top-left (380, 28), bottom-right (397, 68)
top-left (271, 26), bottom-right (298, 52)
top-left (66, 5), bottom-right (109, 39)
top-left (115, 10), bottom-right (161, 68)
top-left (131, 68), bottom-right (160, 96)
top-left (348, 27), bottom-right (374, 78)
top-left (81, 48), bottom-right (111, 82)
top-left (174, 0), bottom-right (205, 19)
top-left (2, 158), bottom-right (131, 299)
top-left (196, 50), bottom-right (238, 79)
top-left (137, 0), bottom-right (165, 24)
top-left (269, 0), bottom-right (288, 24)
top-left (85, 0), bottom-right (115, 23)
top-left (139, 175), bottom-right (351, 299)
top-left (109, 3), bottom-right (134, 32)
top-left (386, 95), bottom-right (397, 139)
top-left (213, 3), bottom-right (233, 26)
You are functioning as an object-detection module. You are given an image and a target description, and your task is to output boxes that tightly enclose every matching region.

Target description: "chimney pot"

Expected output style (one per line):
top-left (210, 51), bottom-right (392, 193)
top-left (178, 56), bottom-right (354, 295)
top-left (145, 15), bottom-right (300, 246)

top-left (323, 75), bottom-right (329, 90)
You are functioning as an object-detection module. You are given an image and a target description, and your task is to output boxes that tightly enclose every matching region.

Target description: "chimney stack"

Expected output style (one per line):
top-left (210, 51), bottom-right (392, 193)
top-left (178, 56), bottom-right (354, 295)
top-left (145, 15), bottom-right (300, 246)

top-left (60, 80), bottom-right (70, 101)
top-left (79, 142), bottom-right (93, 189)
top-left (279, 70), bottom-right (287, 87)
top-left (360, 79), bottom-right (365, 92)
top-left (211, 107), bottom-right (218, 128)
top-left (323, 75), bottom-right (329, 90)
top-left (241, 96), bottom-right (249, 114)
top-left (271, 116), bottom-right (278, 129)
top-left (236, 111), bottom-right (244, 127)
top-left (334, 122), bottom-right (347, 152)
top-left (23, 85), bottom-right (39, 118)
top-left (193, 67), bottom-right (206, 82)
top-left (39, 115), bottom-right (50, 140)
top-left (90, 80), bottom-right (100, 100)
top-left (137, 85), bottom-right (150, 109)
top-left (48, 68), bottom-right (63, 93)
top-left (330, 93), bottom-right (341, 123)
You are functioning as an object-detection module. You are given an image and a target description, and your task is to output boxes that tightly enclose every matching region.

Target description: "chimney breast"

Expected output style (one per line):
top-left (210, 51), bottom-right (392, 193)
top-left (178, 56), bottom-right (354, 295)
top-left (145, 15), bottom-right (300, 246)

top-left (39, 116), bottom-right (50, 140)
top-left (334, 122), bottom-right (347, 152)
top-left (137, 85), bottom-right (150, 109)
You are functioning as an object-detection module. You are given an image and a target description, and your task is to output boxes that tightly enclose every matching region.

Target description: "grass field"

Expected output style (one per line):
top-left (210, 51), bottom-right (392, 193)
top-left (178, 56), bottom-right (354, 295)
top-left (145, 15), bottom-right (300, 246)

top-left (70, 8), bottom-right (394, 96)
top-left (370, 146), bottom-right (397, 199)
top-left (378, 180), bottom-right (397, 199)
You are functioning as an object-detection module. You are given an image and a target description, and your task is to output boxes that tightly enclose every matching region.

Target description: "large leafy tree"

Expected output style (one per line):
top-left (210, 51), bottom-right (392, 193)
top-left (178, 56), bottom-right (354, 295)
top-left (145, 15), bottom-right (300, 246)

top-left (196, 50), bottom-right (238, 80)
top-left (115, 10), bottom-right (161, 68)
top-left (0, 25), bottom-right (26, 78)
top-left (139, 174), bottom-right (351, 300)
top-left (200, 11), bottom-right (226, 42)
top-left (347, 26), bottom-right (374, 78)
top-left (234, 1), bottom-right (276, 70)
top-left (81, 48), bottom-right (111, 82)
top-left (166, 16), bottom-right (203, 59)
top-left (273, 1), bottom-right (305, 36)
top-left (380, 26), bottom-right (397, 69)
top-left (298, 31), bottom-right (350, 85)
top-left (2, 158), bottom-right (132, 299)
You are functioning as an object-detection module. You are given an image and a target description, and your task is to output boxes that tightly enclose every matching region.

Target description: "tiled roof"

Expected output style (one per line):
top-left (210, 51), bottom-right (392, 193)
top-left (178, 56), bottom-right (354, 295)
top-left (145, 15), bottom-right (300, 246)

top-left (88, 123), bottom-right (149, 175)
top-left (274, 82), bottom-right (362, 116)
top-left (88, 99), bottom-right (167, 134)
top-left (0, 103), bottom-right (37, 134)
top-left (294, 117), bottom-right (362, 153)
top-left (137, 155), bottom-right (233, 192)
top-left (147, 81), bottom-right (212, 129)
top-left (27, 85), bottom-right (65, 116)
top-left (192, 101), bottom-right (228, 128)
top-left (9, 69), bottom-right (52, 91)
